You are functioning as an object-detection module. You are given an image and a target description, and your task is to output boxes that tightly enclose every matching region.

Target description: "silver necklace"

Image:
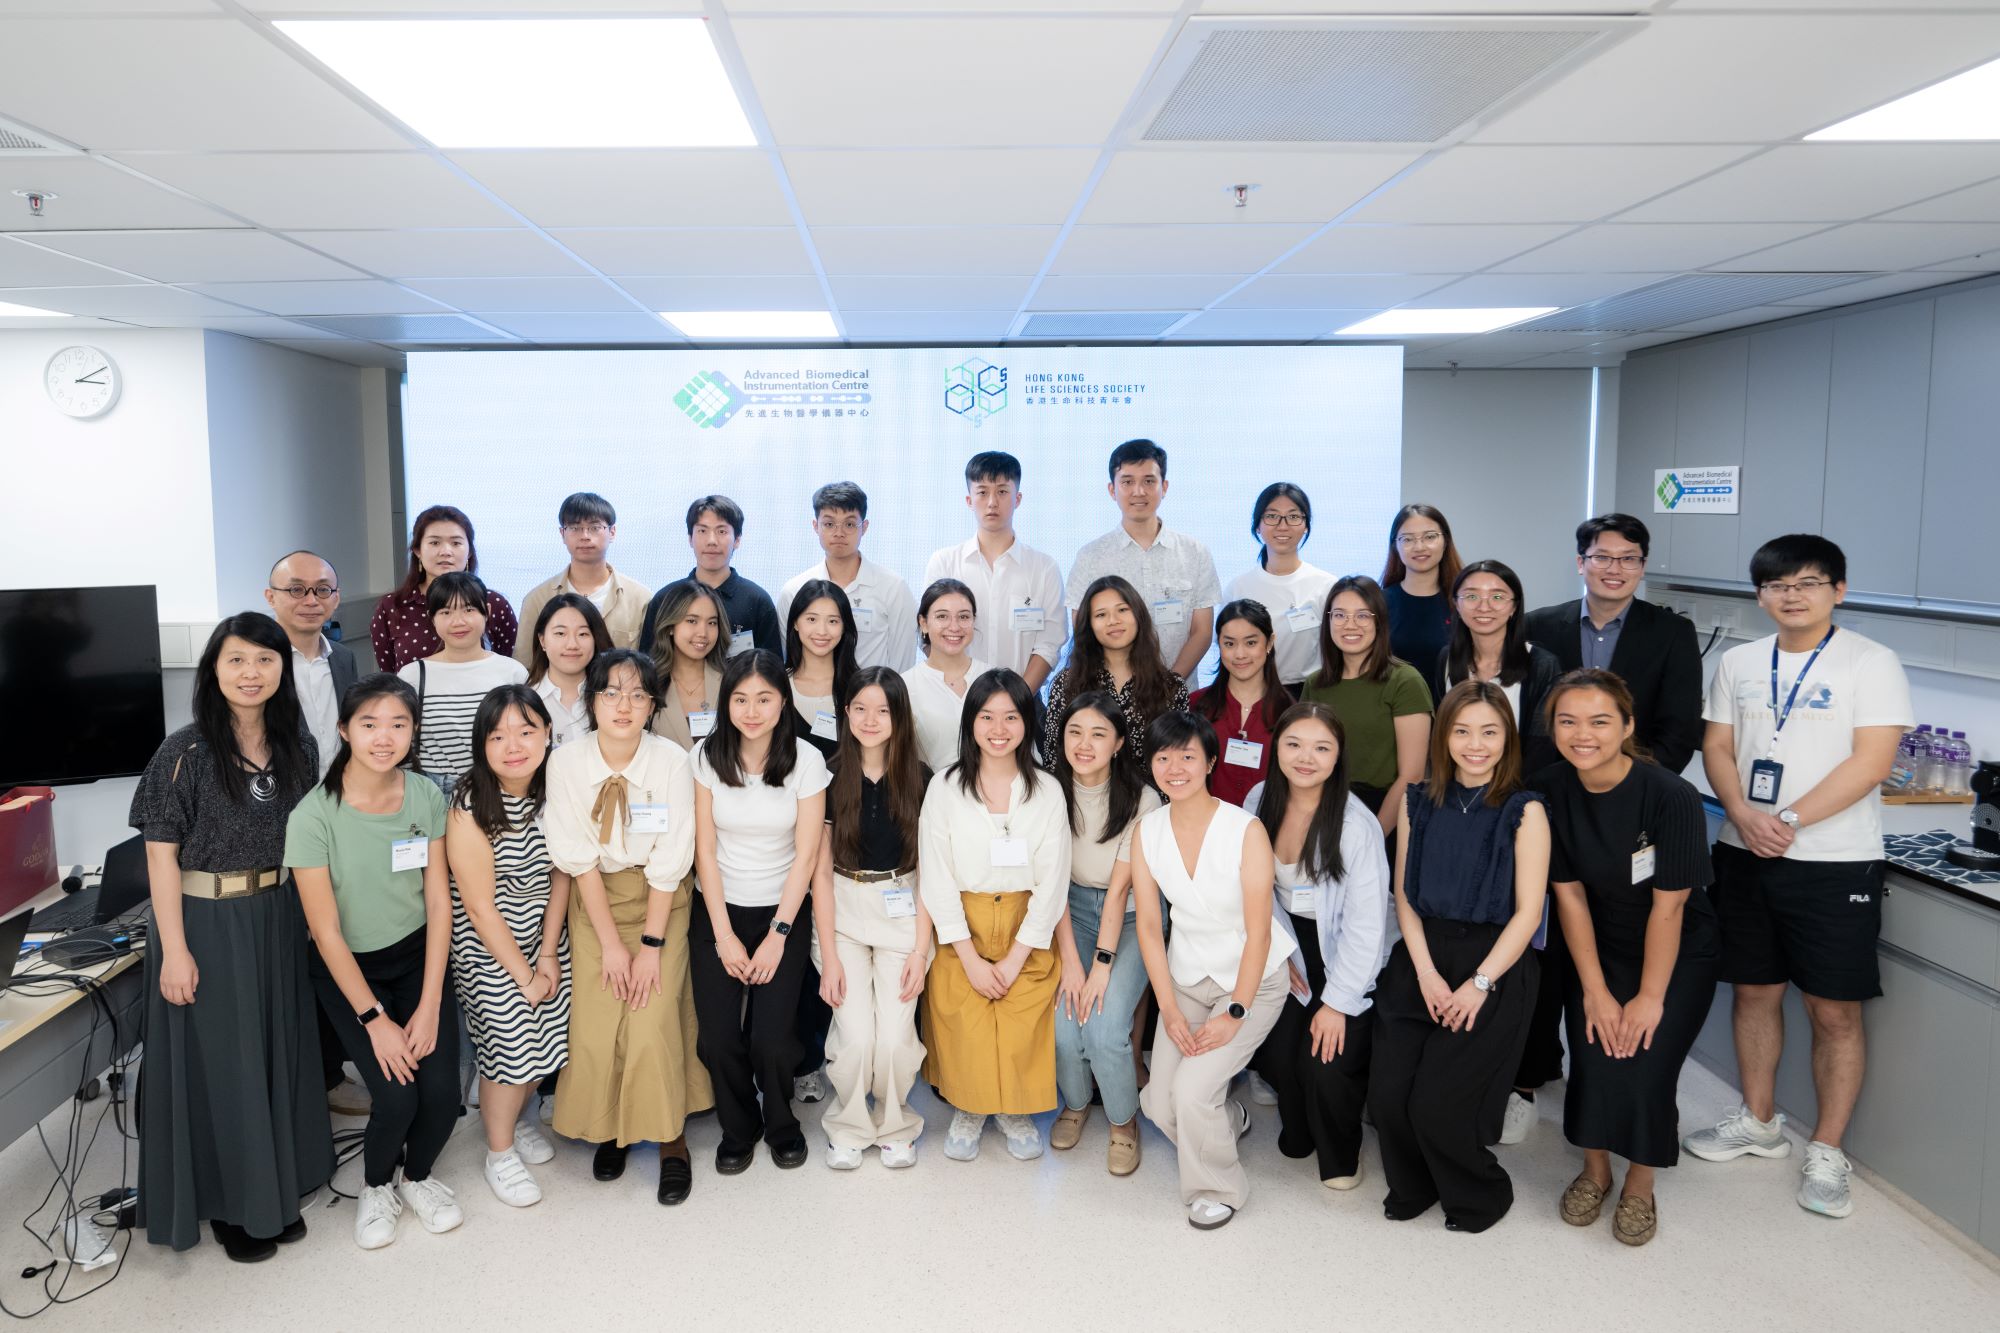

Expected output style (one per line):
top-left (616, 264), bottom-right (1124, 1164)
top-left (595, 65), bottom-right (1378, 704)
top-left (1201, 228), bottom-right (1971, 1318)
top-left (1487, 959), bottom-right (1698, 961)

top-left (249, 770), bottom-right (278, 802)
top-left (1453, 783), bottom-right (1488, 815)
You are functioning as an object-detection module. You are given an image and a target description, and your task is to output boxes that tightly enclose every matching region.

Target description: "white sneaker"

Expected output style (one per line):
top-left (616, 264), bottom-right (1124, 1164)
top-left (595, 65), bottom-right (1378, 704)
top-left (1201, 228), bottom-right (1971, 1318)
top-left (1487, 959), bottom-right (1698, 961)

top-left (1683, 1105), bottom-right (1791, 1162)
top-left (1323, 1167), bottom-right (1363, 1191)
top-left (1229, 1098), bottom-right (1251, 1140)
top-left (1243, 1071), bottom-right (1279, 1106)
top-left (880, 1140), bottom-right (918, 1169)
top-left (1187, 1199), bottom-right (1235, 1230)
top-left (1499, 1091), bottom-right (1537, 1145)
top-left (996, 1114), bottom-right (1043, 1161)
top-left (397, 1176), bottom-right (464, 1234)
top-left (1798, 1141), bottom-right (1855, 1218)
top-left (354, 1183), bottom-right (401, 1250)
top-left (794, 1069), bottom-right (827, 1104)
top-left (484, 1150), bottom-right (542, 1208)
top-left (943, 1110), bottom-right (986, 1161)
top-left (512, 1119), bottom-right (556, 1165)
top-left (826, 1143), bottom-right (864, 1171)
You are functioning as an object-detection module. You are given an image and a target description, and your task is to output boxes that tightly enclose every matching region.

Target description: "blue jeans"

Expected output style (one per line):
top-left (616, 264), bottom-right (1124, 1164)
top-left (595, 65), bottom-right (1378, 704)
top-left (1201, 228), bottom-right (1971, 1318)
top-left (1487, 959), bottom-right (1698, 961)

top-left (1053, 882), bottom-right (1149, 1125)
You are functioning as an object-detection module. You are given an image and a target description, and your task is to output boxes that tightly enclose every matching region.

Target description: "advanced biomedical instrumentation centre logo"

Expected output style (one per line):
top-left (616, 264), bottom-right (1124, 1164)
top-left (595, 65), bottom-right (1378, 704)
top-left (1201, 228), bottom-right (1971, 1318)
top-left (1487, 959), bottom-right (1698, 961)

top-left (674, 368), bottom-right (872, 429)
top-left (945, 358), bottom-right (1007, 426)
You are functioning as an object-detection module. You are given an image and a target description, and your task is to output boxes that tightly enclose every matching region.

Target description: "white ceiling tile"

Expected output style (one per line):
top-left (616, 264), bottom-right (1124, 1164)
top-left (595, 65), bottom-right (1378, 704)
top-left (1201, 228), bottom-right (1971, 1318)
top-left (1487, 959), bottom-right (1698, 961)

top-left (1660, 306), bottom-right (1810, 335)
top-left (1471, 13), bottom-right (2000, 143)
top-left (1624, 145), bottom-right (2000, 224)
top-left (400, 276), bottom-right (637, 313)
top-left (1769, 271), bottom-right (1974, 307)
top-left (300, 313), bottom-right (514, 342)
top-left (0, 18), bottom-right (410, 150)
top-left (827, 275), bottom-right (1029, 311)
top-left (734, 17), bottom-right (1169, 147)
top-left (1201, 1), bottom-right (1662, 10)
top-left (27, 228), bottom-right (362, 282)
top-left (1349, 146), bottom-right (1751, 225)
top-left (0, 284), bottom-right (255, 317)
top-left (550, 228), bottom-right (815, 276)
top-left (1716, 223), bottom-right (2000, 273)
top-left (608, 274), bottom-right (829, 309)
top-left (0, 3), bottom-right (218, 12)
top-left (0, 236), bottom-right (144, 286)
top-left (451, 151), bottom-right (793, 226)
top-left (262, 337), bottom-right (406, 369)
top-left (735, 1), bottom-right (1173, 10)
top-left (1165, 309), bottom-right (1369, 342)
top-left (284, 229), bottom-right (587, 278)
top-left (0, 155), bottom-right (235, 231)
top-left (1214, 273), bottom-right (1448, 310)
top-left (134, 315), bottom-right (344, 339)
top-left (1050, 223), bottom-right (1315, 275)
top-left (785, 150), bottom-right (1097, 226)
top-left (1509, 350), bottom-right (1629, 368)
top-left (1080, 150), bottom-right (1416, 225)
top-left (1411, 272), bottom-right (1671, 307)
top-left (478, 312), bottom-right (683, 344)
top-left (810, 227), bottom-right (1057, 276)
top-left (120, 152), bottom-right (517, 229)
top-left (186, 279), bottom-right (450, 315)
top-left (1881, 176), bottom-right (2000, 223)
top-left (0, 313), bottom-right (131, 331)
top-left (249, 0), bottom-right (700, 9)
top-left (1492, 223), bottom-right (1827, 274)
top-left (840, 310), bottom-right (1015, 341)
top-left (1030, 274), bottom-right (1242, 310)
top-left (1275, 224), bottom-right (1570, 276)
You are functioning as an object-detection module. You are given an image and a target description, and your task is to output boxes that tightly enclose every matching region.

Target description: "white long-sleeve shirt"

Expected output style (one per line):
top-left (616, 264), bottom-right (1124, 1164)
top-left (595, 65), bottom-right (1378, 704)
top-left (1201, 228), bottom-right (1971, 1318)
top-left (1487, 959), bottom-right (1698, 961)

top-left (544, 731), bottom-right (695, 893)
top-left (778, 555), bottom-right (919, 672)
top-left (917, 767), bottom-right (1072, 951)
top-left (921, 535), bottom-right (1067, 677)
top-left (1247, 783), bottom-right (1395, 1015)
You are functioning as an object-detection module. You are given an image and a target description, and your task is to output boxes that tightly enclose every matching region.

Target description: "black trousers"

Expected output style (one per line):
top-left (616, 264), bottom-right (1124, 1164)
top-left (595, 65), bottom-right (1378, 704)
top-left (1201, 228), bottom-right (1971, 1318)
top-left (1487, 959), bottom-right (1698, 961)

top-left (310, 927), bottom-right (461, 1189)
top-left (1513, 907), bottom-right (1568, 1090)
top-left (317, 1003), bottom-right (346, 1091)
top-left (1368, 921), bottom-right (1535, 1233)
top-left (794, 957), bottom-right (831, 1076)
top-left (1251, 913), bottom-right (1376, 1181)
top-left (690, 898), bottom-right (812, 1148)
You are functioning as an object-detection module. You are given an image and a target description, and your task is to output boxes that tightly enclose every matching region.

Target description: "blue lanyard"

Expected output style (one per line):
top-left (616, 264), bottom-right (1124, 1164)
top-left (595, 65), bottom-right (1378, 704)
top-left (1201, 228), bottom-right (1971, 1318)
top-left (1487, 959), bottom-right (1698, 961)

top-left (1768, 627), bottom-right (1836, 752)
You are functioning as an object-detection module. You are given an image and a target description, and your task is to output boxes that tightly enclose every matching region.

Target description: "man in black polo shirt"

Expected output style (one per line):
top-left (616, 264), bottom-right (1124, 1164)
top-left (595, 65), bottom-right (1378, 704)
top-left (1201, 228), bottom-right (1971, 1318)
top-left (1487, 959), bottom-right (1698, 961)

top-left (636, 495), bottom-right (783, 661)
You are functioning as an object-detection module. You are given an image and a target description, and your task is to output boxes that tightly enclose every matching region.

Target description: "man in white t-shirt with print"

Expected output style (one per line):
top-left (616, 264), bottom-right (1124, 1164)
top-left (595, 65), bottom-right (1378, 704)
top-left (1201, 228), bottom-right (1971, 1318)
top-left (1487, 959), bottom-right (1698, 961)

top-left (1686, 534), bottom-right (1911, 1222)
top-left (779, 481), bottom-right (917, 674)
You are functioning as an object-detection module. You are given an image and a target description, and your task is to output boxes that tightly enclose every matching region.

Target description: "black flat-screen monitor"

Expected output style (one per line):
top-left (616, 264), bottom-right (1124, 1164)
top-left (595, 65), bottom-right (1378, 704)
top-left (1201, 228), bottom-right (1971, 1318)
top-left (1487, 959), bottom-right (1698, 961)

top-left (0, 585), bottom-right (167, 786)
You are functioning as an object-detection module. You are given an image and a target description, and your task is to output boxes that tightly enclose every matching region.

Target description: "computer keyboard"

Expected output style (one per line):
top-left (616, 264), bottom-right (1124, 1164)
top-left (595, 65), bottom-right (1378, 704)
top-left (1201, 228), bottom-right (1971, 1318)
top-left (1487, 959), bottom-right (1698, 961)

top-left (28, 889), bottom-right (100, 935)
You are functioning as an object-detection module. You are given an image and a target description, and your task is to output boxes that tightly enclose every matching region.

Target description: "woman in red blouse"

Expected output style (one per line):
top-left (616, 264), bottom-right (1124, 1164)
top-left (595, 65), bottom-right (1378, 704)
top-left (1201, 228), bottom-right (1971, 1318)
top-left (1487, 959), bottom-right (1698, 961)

top-left (370, 505), bottom-right (519, 673)
top-left (1189, 599), bottom-right (1292, 809)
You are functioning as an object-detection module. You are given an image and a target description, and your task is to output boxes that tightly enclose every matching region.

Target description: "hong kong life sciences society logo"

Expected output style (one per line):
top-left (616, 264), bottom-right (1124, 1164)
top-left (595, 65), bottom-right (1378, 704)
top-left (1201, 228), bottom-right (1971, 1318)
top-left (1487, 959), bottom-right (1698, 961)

top-left (945, 358), bottom-right (1007, 426)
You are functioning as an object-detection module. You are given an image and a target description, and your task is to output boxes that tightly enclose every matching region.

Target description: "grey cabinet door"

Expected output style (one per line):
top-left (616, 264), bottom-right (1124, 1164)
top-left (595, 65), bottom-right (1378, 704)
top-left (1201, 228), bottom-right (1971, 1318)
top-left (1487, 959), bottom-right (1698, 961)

top-left (1616, 350), bottom-right (1680, 576)
top-left (1921, 286), bottom-right (2000, 606)
top-left (1828, 300), bottom-right (1934, 599)
top-left (1739, 322), bottom-right (1832, 578)
top-left (1670, 337), bottom-right (1749, 580)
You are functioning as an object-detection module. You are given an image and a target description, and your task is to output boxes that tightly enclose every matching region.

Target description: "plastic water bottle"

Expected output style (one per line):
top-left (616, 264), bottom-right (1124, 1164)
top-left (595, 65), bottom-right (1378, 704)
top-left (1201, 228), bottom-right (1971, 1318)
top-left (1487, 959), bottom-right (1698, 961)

top-left (1885, 729), bottom-right (1924, 793)
top-left (1944, 731), bottom-right (1974, 797)
top-left (1919, 724), bottom-right (1951, 794)
top-left (1899, 725), bottom-right (1935, 793)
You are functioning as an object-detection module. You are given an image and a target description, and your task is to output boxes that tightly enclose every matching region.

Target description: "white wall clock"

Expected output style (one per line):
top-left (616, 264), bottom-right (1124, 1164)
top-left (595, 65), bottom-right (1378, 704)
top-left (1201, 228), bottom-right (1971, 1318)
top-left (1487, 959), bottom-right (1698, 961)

top-left (44, 345), bottom-right (121, 419)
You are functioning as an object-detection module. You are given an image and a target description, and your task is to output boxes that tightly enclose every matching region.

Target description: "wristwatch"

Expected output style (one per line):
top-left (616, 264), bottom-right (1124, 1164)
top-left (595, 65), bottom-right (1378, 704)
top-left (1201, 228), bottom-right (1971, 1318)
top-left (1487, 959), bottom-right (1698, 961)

top-left (1472, 972), bottom-right (1495, 993)
top-left (639, 933), bottom-right (665, 949)
top-left (1778, 808), bottom-right (1801, 829)
top-left (1095, 948), bottom-right (1116, 965)
top-left (354, 1003), bottom-right (383, 1025)
top-left (1226, 1001), bottom-right (1246, 1020)
top-left (772, 919), bottom-right (793, 937)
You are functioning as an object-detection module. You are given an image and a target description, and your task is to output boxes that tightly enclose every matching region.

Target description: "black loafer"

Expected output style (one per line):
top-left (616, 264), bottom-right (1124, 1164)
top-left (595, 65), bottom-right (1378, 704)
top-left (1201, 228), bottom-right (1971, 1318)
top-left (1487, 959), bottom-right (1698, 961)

top-left (593, 1141), bottom-right (629, 1182)
top-left (209, 1220), bottom-right (277, 1264)
top-left (715, 1140), bottom-right (755, 1175)
top-left (271, 1215), bottom-right (307, 1245)
top-left (658, 1154), bottom-right (693, 1206)
top-left (772, 1135), bottom-right (809, 1170)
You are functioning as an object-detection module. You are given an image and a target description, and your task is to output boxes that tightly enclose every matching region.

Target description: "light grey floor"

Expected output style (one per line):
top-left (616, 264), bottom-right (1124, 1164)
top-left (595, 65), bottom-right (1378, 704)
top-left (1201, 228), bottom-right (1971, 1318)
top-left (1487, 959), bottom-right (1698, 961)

top-left (1, 1053), bottom-right (1994, 1331)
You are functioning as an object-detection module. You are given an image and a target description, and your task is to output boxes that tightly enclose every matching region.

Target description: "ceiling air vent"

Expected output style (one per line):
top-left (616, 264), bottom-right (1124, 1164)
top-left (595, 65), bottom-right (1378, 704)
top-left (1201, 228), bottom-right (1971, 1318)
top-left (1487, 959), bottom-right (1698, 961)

top-left (0, 127), bottom-right (54, 151)
top-left (1516, 273), bottom-right (1882, 335)
top-left (1018, 312), bottom-right (1185, 339)
top-left (1136, 16), bottom-right (1639, 146)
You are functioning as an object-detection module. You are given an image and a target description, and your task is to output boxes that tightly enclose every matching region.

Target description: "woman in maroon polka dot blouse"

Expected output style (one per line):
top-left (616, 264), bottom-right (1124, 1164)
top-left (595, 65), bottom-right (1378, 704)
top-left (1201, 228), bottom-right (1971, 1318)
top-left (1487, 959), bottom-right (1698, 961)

top-left (369, 504), bottom-right (519, 673)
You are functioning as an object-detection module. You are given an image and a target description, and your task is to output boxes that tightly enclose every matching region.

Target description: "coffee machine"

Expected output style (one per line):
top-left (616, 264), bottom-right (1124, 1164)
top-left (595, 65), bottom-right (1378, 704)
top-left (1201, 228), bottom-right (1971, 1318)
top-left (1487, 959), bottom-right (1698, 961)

top-left (1947, 761), bottom-right (2000, 872)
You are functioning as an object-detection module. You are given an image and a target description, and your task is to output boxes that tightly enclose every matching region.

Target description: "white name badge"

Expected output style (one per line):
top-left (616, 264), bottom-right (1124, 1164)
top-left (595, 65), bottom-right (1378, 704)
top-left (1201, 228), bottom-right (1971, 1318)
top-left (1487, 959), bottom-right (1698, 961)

top-left (1224, 737), bottom-right (1264, 768)
top-left (391, 837), bottom-right (429, 873)
top-left (990, 836), bottom-right (1029, 867)
top-left (882, 886), bottom-right (918, 919)
top-left (851, 604), bottom-right (876, 631)
top-left (728, 629), bottom-right (754, 657)
top-left (1285, 603), bottom-right (1320, 634)
top-left (1632, 843), bottom-right (1657, 884)
top-left (628, 803), bottom-right (673, 835)
top-left (812, 710), bottom-right (839, 740)
top-left (1009, 603), bottom-right (1045, 633)
top-left (688, 709), bottom-right (717, 739)
top-left (1288, 886), bottom-right (1316, 916)
top-left (1151, 597), bottom-right (1187, 626)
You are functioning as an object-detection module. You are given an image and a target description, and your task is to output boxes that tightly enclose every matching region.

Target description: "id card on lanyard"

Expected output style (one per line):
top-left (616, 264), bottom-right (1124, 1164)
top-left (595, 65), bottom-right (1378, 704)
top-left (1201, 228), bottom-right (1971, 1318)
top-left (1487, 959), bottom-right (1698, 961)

top-left (1750, 628), bottom-right (1835, 805)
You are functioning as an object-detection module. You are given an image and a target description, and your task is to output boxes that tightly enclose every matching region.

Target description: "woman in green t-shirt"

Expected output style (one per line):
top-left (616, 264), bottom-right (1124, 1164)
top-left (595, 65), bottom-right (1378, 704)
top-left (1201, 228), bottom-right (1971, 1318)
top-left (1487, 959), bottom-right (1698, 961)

top-left (1299, 574), bottom-right (1433, 839)
top-left (285, 673), bottom-right (459, 1252)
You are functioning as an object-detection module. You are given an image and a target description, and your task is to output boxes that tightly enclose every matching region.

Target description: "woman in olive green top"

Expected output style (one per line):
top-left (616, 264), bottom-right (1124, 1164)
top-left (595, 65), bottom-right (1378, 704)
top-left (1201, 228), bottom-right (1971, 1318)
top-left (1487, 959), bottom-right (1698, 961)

top-left (286, 673), bottom-right (461, 1251)
top-left (1299, 574), bottom-right (1432, 837)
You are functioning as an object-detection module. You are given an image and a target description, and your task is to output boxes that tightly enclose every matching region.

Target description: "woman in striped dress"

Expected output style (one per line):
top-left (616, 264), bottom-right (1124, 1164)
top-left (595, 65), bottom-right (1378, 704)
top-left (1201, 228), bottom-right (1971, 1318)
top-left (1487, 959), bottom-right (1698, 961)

top-left (398, 571), bottom-right (528, 797)
top-left (446, 683), bottom-right (573, 1208)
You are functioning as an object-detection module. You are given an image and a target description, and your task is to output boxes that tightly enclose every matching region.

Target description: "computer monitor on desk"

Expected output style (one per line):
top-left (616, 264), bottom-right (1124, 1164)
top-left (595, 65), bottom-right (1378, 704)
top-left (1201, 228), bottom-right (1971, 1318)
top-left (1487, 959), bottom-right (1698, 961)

top-left (27, 836), bottom-right (149, 935)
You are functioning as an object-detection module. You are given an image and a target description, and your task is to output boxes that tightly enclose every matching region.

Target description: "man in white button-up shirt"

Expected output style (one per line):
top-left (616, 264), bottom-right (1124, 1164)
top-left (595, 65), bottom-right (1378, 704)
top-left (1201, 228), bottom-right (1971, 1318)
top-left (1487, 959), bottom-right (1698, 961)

top-left (1066, 439), bottom-right (1221, 681)
top-left (921, 451), bottom-right (1066, 690)
top-left (778, 481), bottom-right (917, 673)
top-left (263, 550), bottom-right (357, 777)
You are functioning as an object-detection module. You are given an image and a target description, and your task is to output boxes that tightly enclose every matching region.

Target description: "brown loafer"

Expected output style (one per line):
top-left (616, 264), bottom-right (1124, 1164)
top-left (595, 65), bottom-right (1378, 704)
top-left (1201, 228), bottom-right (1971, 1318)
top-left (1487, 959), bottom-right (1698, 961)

top-left (1107, 1121), bottom-right (1141, 1176)
top-left (1050, 1106), bottom-right (1088, 1151)
top-left (1613, 1193), bottom-right (1658, 1246)
top-left (1560, 1172), bottom-right (1607, 1227)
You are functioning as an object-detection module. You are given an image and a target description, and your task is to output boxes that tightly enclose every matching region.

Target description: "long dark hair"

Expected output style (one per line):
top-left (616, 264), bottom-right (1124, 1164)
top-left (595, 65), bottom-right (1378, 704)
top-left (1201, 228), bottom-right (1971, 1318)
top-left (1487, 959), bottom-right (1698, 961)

top-left (526, 592), bottom-right (611, 687)
top-left (950, 668), bottom-right (1042, 799)
top-left (1195, 598), bottom-right (1289, 733)
top-left (1380, 502), bottom-right (1463, 590)
top-left (1428, 679), bottom-right (1523, 807)
top-left (193, 613), bottom-right (314, 805)
top-left (705, 650), bottom-right (798, 789)
top-left (648, 578), bottom-right (731, 687)
top-left (785, 579), bottom-right (858, 704)
top-left (452, 684), bottom-right (554, 839)
top-left (398, 503), bottom-right (479, 594)
top-left (1442, 559), bottom-right (1530, 689)
top-left (1254, 702), bottom-right (1351, 884)
top-left (1314, 574), bottom-right (1396, 684)
top-left (321, 673), bottom-right (418, 803)
top-left (1062, 574), bottom-right (1180, 720)
top-left (827, 667), bottom-right (925, 869)
top-left (1251, 481), bottom-right (1311, 568)
top-left (1051, 689), bottom-right (1144, 845)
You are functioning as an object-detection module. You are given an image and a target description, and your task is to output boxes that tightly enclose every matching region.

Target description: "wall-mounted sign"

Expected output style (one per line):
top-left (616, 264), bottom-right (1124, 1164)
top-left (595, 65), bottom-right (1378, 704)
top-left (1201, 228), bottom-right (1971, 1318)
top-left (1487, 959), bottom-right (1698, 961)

top-left (1655, 465), bottom-right (1739, 514)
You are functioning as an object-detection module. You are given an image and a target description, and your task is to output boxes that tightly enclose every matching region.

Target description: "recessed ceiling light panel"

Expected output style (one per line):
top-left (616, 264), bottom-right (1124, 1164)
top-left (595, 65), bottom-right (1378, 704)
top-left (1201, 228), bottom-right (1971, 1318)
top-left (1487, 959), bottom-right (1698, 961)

top-left (1808, 55), bottom-right (2000, 141)
top-left (0, 300), bottom-right (71, 317)
top-left (660, 310), bottom-right (838, 340)
top-left (1336, 307), bottom-right (1555, 336)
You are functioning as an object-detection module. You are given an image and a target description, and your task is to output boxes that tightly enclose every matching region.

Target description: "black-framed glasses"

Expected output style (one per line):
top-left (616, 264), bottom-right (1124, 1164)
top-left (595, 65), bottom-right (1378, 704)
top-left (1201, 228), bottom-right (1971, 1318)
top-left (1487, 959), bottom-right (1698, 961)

top-left (270, 584), bottom-right (338, 601)
top-left (1759, 577), bottom-right (1834, 596)
top-left (1259, 512), bottom-right (1307, 529)
top-left (1583, 553), bottom-right (1646, 571)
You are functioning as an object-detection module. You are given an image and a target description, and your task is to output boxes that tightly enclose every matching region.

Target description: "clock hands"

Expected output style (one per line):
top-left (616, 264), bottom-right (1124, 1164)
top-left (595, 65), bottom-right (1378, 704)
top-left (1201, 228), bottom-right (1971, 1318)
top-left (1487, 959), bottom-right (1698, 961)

top-left (74, 369), bottom-right (107, 384)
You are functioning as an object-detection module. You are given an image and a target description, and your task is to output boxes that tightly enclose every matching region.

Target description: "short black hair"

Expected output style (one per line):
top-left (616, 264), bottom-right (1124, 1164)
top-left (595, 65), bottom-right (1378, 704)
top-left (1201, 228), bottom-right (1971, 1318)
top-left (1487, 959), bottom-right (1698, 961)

top-left (1146, 709), bottom-right (1217, 767)
top-left (1575, 512), bottom-right (1649, 558)
top-left (963, 451), bottom-right (1021, 488)
top-left (1749, 533), bottom-right (1846, 587)
top-left (1108, 438), bottom-right (1167, 482)
top-left (811, 481), bottom-right (868, 520)
top-left (559, 492), bottom-right (617, 527)
top-left (425, 570), bottom-right (488, 618)
top-left (686, 494), bottom-right (745, 537)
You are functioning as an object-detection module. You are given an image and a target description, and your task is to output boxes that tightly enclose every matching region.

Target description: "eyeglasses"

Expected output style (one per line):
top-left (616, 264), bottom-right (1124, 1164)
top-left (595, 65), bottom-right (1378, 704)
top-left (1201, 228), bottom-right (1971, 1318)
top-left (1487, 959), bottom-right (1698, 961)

top-left (562, 522), bottom-right (610, 537)
top-left (1259, 512), bottom-right (1307, 529)
top-left (1456, 590), bottom-right (1515, 608)
top-left (1326, 610), bottom-right (1376, 625)
top-left (1758, 577), bottom-right (1834, 596)
top-left (1396, 530), bottom-right (1443, 548)
top-left (270, 584), bottom-right (338, 602)
top-left (596, 688), bottom-right (653, 707)
top-left (1583, 553), bottom-right (1646, 571)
